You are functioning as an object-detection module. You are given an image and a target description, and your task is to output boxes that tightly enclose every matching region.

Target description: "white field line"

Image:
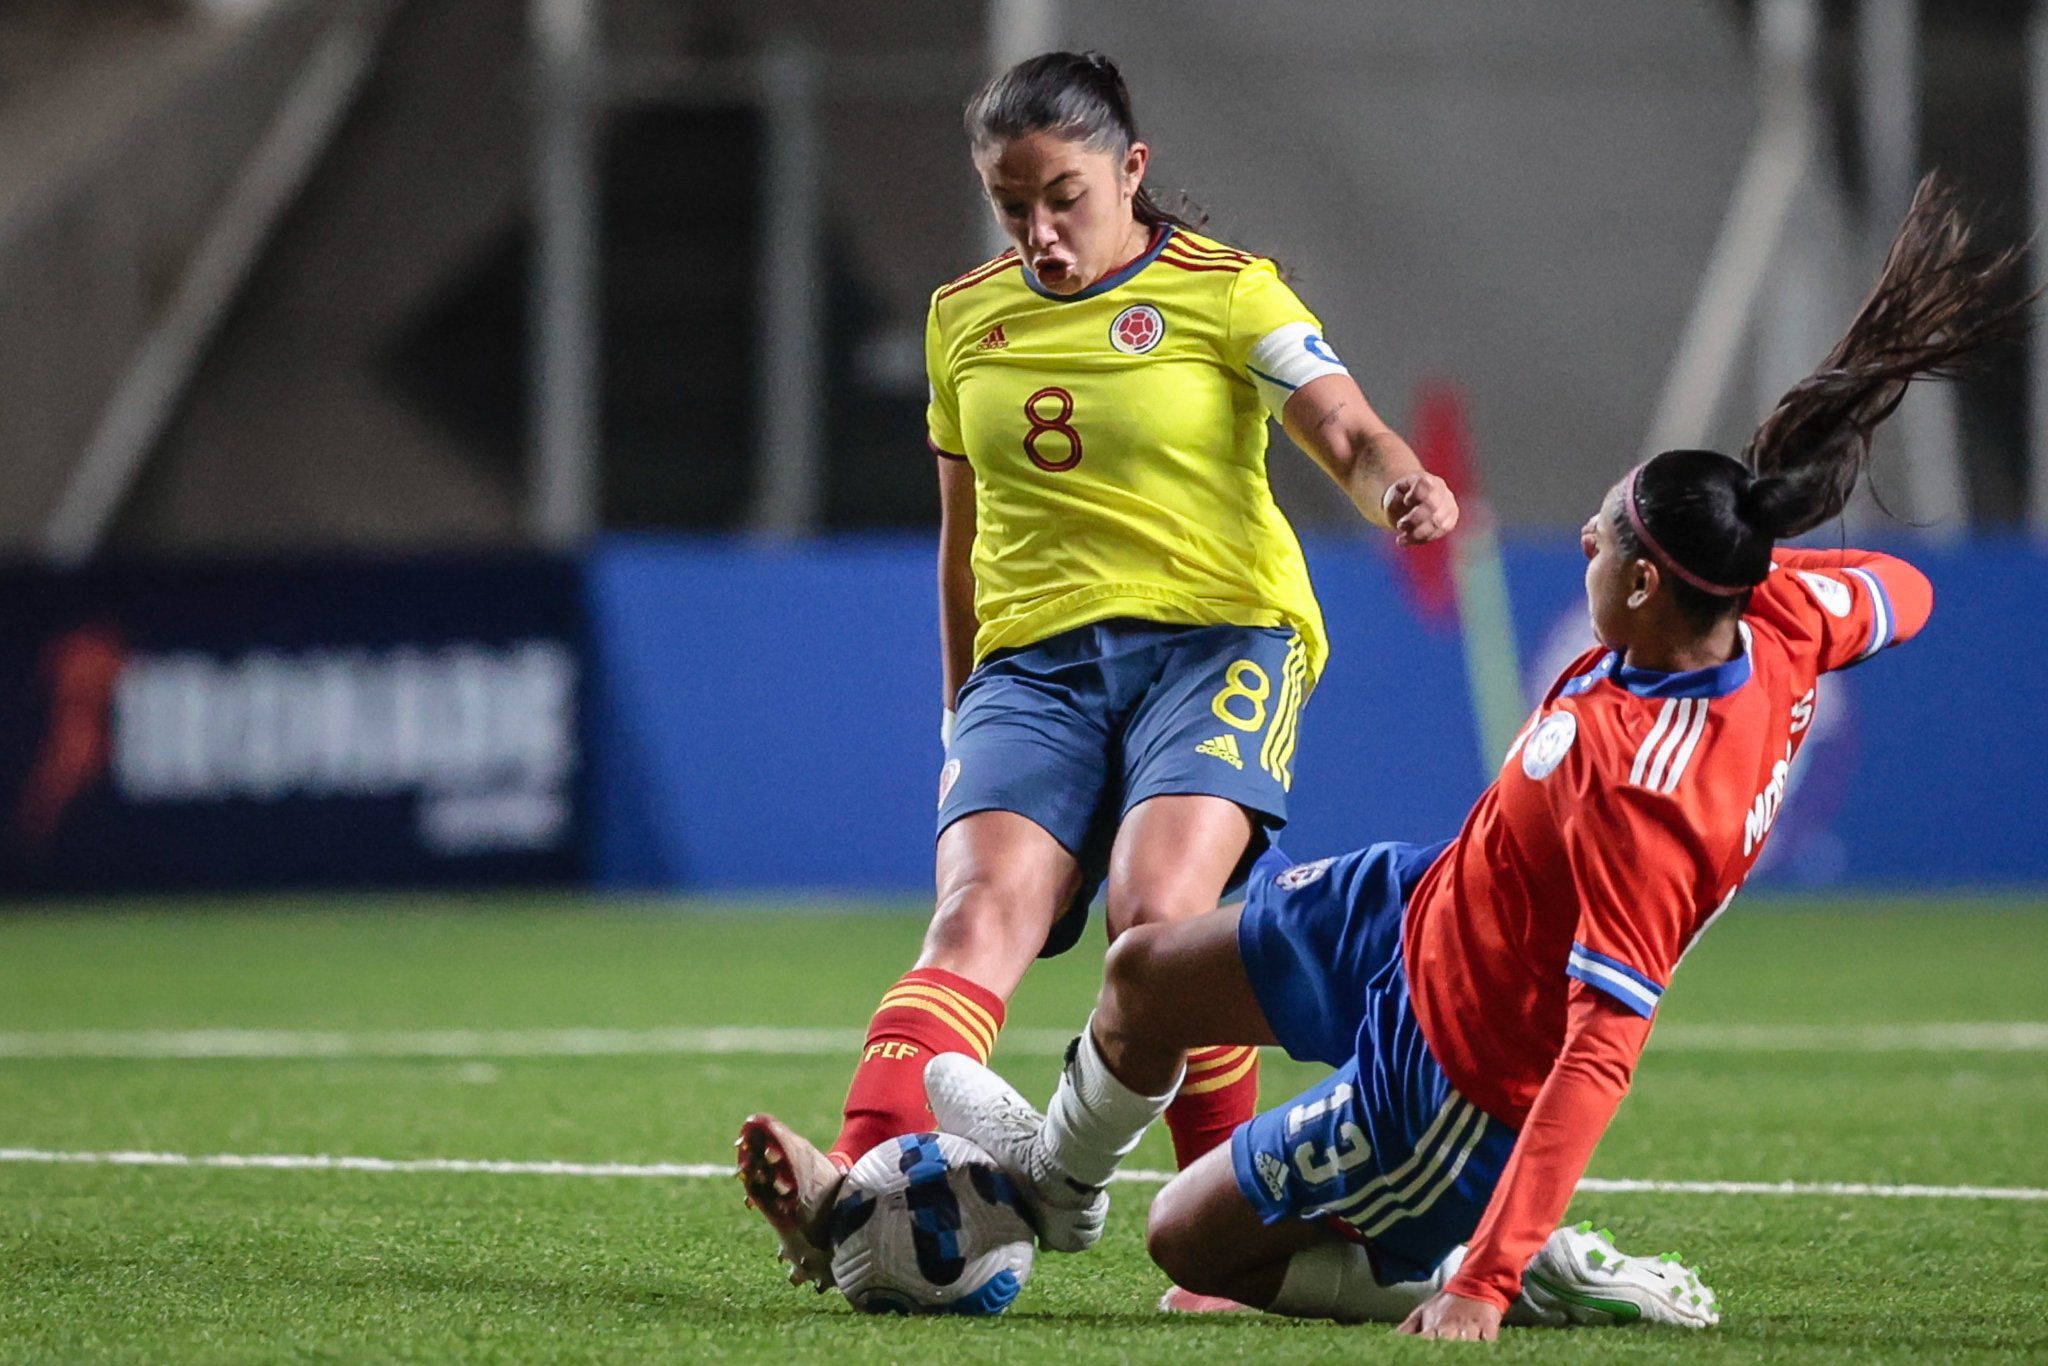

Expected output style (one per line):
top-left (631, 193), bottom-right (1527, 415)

top-left (0, 1026), bottom-right (1007, 1060)
top-left (1, 1147), bottom-right (2042, 1203)
top-left (0, 1021), bottom-right (2043, 1060)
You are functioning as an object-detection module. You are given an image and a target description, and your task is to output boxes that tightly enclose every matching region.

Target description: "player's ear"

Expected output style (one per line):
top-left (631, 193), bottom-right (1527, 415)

top-left (1626, 559), bottom-right (1659, 610)
top-left (1123, 141), bottom-right (1149, 195)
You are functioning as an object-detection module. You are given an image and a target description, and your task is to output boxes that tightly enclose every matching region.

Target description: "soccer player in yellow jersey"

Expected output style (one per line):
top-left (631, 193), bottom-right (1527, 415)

top-left (739, 50), bottom-right (1459, 1302)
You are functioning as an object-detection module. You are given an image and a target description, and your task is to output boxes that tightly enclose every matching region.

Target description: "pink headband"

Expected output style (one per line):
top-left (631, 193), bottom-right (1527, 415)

top-left (1622, 464), bottom-right (1750, 598)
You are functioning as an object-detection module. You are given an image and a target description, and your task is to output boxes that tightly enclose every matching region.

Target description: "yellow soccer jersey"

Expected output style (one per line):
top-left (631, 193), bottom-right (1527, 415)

top-left (925, 225), bottom-right (1346, 678)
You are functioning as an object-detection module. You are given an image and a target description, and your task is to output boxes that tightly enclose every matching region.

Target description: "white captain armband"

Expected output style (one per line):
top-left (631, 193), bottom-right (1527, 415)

top-left (1246, 322), bottom-right (1351, 419)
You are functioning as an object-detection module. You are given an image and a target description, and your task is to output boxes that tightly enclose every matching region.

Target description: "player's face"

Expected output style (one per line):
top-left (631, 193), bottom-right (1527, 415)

top-left (1583, 484), bottom-right (1639, 649)
top-left (976, 130), bottom-right (1149, 294)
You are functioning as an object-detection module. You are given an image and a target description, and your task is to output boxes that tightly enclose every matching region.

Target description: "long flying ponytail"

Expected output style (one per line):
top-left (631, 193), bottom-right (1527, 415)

top-left (1621, 174), bottom-right (2033, 628)
top-left (1741, 172), bottom-right (2032, 538)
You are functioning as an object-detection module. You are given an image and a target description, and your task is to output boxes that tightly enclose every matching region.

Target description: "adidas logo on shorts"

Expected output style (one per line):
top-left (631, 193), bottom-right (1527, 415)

top-left (1195, 734), bottom-right (1243, 770)
top-left (1256, 1151), bottom-right (1289, 1202)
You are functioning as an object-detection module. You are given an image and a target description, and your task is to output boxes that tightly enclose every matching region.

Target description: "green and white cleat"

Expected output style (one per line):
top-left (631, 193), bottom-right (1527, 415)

top-left (1518, 1221), bottom-right (1720, 1329)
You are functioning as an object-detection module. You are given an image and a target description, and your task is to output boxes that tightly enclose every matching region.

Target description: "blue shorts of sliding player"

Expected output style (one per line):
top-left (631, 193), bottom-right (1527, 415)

top-left (1229, 839), bottom-right (1518, 1284)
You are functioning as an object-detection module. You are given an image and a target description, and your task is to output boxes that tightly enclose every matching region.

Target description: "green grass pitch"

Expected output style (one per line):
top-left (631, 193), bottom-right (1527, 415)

top-left (0, 895), bottom-right (2043, 1361)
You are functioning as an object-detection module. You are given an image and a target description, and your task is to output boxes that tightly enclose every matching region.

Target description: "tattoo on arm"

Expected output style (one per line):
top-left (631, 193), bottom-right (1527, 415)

top-left (1310, 400), bottom-right (1353, 436)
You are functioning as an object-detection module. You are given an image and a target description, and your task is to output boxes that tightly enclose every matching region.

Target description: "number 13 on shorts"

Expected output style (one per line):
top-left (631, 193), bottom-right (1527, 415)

top-left (1210, 639), bottom-right (1309, 791)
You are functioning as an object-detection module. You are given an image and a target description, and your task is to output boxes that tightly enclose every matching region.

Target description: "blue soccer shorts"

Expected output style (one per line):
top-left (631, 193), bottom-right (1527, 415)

top-left (937, 618), bottom-right (1310, 957)
top-left (1230, 839), bottom-right (1520, 1283)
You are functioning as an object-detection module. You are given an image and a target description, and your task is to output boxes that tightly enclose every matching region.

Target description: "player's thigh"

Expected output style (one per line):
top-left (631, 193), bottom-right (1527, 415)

top-left (923, 811), bottom-right (1082, 997)
top-left (930, 647), bottom-right (1116, 979)
top-left (1124, 624), bottom-right (1310, 806)
top-left (1101, 793), bottom-right (1253, 937)
top-left (939, 644), bottom-right (1115, 858)
top-left (1107, 625), bottom-right (1312, 929)
top-left (1096, 903), bottom-right (1278, 1054)
top-left (1145, 1139), bottom-right (1322, 1297)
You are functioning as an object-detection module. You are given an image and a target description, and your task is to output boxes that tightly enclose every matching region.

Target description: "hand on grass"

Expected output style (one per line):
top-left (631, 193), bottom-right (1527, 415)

top-left (1395, 1289), bottom-right (1503, 1341)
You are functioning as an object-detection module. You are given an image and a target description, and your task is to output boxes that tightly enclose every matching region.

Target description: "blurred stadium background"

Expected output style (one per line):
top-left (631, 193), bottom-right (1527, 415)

top-left (1, 2), bottom-right (2044, 1357)
top-left (2, 0), bottom-right (2044, 898)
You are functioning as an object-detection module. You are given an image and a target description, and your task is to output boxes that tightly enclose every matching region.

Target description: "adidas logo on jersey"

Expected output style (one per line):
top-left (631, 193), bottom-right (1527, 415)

top-left (1195, 734), bottom-right (1243, 769)
top-left (975, 324), bottom-right (1009, 350)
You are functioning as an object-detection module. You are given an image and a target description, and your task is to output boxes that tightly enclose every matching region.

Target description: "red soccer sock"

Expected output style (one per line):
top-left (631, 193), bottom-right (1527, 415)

top-left (1164, 1045), bottom-right (1261, 1169)
top-left (829, 967), bottom-right (1006, 1168)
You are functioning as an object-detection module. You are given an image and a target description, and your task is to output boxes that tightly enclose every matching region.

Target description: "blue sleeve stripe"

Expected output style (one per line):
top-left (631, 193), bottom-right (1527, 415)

top-left (1567, 957), bottom-right (1660, 1017)
top-left (1567, 943), bottom-right (1665, 1018)
top-left (1246, 363), bottom-right (1299, 393)
top-left (1570, 942), bottom-right (1666, 993)
top-left (1844, 567), bottom-right (1894, 658)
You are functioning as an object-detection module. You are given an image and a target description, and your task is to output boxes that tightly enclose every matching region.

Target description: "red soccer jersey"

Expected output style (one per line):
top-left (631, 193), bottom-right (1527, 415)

top-left (1399, 547), bottom-right (1933, 1309)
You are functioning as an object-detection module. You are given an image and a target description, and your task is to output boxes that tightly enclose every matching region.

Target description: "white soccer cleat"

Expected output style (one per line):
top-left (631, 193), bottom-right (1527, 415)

top-left (1518, 1221), bottom-right (1720, 1329)
top-left (734, 1113), bottom-right (844, 1290)
top-left (924, 1051), bottom-right (1109, 1253)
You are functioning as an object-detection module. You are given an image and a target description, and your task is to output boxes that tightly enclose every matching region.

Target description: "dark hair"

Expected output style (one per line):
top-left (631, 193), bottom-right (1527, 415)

top-left (963, 50), bottom-right (1205, 233)
top-left (1618, 173), bottom-right (2032, 629)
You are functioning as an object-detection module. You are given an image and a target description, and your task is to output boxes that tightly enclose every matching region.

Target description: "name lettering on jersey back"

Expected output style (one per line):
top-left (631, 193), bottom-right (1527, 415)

top-left (1790, 685), bottom-right (1815, 736)
top-left (1743, 746), bottom-right (1793, 857)
top-left (1744, 689), bottom-right (1814, 856)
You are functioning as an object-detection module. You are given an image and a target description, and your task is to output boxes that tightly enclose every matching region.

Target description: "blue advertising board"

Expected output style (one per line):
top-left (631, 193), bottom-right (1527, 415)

top-left (4, 537), bottom-right (2032, 898)
top-left (0, 555), bottom-right (584, 894)
top-left (586, 533), bottom-right (2048, 896)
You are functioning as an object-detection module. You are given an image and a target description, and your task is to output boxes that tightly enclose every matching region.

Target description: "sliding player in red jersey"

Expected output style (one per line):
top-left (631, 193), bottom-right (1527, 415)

top-left (925, 175), bottom-right (2028, 1335)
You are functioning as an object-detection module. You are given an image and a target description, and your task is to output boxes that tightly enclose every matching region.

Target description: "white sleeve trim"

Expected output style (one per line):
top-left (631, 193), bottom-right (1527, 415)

top-left (1566, 943), bottom-right (1665, 1018)
top-left (1843, 566), bottom-right (1894, 659)
top-left (1246, 321), bottom-right (1349, 419)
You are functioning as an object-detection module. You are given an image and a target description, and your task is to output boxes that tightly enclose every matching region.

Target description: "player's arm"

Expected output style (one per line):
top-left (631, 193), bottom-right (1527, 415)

top-left (936, 454), bottom-right (978, 717)
top-left (1280, 376), bottom-right (1458, 546)
top-left (1761, 547), bottom-right (1934, 670)
top-left (1227, 262), bottom-right (1455, 545)
top-left (1430, 986), bottom-right (1651, 1318)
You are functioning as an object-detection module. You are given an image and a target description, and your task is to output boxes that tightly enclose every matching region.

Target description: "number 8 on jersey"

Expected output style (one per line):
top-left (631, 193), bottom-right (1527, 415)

top-left (1023, 387), bottom-right (1082, 472)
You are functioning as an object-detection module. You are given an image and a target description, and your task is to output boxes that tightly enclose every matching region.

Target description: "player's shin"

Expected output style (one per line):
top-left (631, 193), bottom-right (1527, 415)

top-left (1269, 1233), bottom-right (1711, 1329)
top-left (830, 967), bottom-right (1006, 1167)
top-left (1163, 1045), bottom-right (1260, 1167)
top-left (1268, 1238), bottom-right (1443, 1322)
top-left (1268, 1240), bottom-right (1532, 1325)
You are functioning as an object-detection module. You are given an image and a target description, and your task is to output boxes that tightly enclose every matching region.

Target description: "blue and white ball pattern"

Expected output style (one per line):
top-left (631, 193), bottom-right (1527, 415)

top-left (828, 1132), bottom-right (1036, 1315)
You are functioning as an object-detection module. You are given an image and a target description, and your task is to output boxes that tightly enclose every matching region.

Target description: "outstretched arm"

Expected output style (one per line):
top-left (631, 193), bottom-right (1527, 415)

top-left (1764, 547), bottom-right (1934, 669)
top-left (1281, 374), bottom-right (1458, 546)
top-left (1427, 987), bottom-right (1650, 1320)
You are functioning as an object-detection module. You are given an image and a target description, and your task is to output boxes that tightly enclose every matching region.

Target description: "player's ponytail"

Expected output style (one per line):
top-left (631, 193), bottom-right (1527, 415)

top-left (964, 50), bottom-right (1207, 233)
top-left (1740, 172), bottom-right (2030, 539)
top-left (1619, 174), bottom-right (2031, 630)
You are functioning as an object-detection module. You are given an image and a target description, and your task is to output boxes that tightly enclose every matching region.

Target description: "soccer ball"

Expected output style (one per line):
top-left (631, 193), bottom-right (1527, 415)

top-left (828, 1131), bottom-right (1036, 1315)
